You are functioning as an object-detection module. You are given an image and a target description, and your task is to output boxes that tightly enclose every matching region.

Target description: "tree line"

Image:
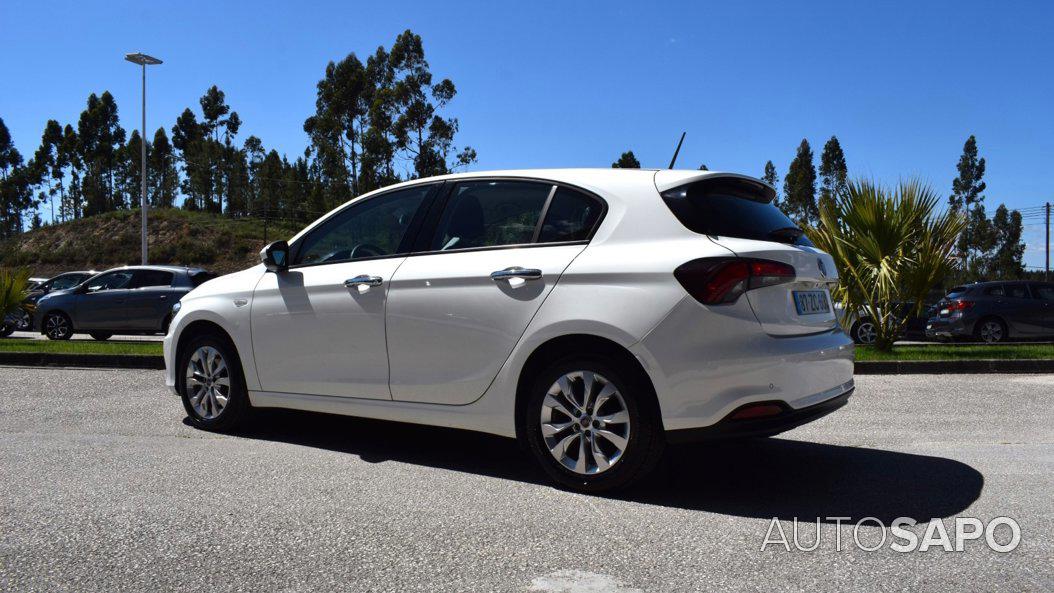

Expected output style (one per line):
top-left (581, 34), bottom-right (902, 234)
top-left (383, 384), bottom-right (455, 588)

top-left (612, 135), bottom-right (1028, 281)
top-left (0, 29), bottom-right (476, 239)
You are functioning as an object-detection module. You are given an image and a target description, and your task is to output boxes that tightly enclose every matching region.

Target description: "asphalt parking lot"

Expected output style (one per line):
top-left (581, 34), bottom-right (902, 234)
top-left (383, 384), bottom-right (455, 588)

top-left (0, 368), bottom-right (1050, 592)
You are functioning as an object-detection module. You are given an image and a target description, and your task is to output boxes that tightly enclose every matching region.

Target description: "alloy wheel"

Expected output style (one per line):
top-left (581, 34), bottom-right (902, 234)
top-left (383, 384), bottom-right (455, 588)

top-left (540, 370), bottom-right (630, 475)
top-left (185, 346), bottom-right (231, 420)
top-left (856, 321), bottom-right (877, 345)
top-left (45, 314), bottom-right (70, 340)
top-left (979, 321), bottom-right (1003, 343)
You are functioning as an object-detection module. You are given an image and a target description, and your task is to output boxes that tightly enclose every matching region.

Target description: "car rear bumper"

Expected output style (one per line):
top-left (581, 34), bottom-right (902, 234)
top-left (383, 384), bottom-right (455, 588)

top-left (632, 296), bottom-right (856, 432)
top-left (925, 317), bottom-right (971, 338)
top-left (666, 384), bottom-right (853, 443)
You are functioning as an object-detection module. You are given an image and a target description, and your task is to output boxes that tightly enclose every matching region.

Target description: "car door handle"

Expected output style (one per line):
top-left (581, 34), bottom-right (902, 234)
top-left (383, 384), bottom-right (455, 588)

top-left (344, 275), bottom-right (383, 287)
top-left (159, 295), bottom-right (168, 301)
top-left (490, 267), bottom-right (543, 281)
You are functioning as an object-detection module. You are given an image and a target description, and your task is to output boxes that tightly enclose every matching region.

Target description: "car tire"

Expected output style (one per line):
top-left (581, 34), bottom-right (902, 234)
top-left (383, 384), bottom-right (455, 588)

top-left (43, 312), bottom-right (73, 341)
top-left (975, 317), bottom-right (1007, 344)
top-left (89, 332), bottom-right (112, 341)
top-left (177, 333), bottom-right (251, 432)
top-left (850, 319), bottom-right (877, 345)
top-left (523, 356), bottom-right (665, 493)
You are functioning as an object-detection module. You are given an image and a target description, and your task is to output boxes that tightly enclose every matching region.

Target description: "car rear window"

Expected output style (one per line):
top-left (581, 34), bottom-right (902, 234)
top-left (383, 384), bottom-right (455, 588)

top-left (945, 286), bottom-right (968, 299)
top-left (537, 187), bottom-right (603, 243)
top-left (659, 177), bottom-right (813, 247)
top-left (132, 270), bottom-right (174, 288)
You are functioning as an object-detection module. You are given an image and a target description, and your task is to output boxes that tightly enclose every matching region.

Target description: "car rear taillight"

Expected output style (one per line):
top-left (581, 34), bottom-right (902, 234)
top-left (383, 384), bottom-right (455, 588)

top-left (674, 257), bottom-right (796, 305)
top-left (947, 300), bottom-right (974, 311)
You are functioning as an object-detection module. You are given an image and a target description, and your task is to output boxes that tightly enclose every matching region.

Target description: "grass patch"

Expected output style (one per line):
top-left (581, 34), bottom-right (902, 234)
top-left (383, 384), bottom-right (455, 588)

top-left (0, 339), bottom-right (162, 356)
top-left (856, 344), bottom-right (1054, 361)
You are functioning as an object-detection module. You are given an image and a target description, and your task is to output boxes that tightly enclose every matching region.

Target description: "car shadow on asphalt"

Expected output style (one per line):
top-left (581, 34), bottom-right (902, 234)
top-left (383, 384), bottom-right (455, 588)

top-left (210, 409), bottom-right (984, 523)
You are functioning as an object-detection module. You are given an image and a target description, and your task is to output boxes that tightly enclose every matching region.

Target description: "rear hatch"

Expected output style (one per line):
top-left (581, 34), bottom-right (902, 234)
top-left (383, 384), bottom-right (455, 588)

top-left (657, 172), bottom-right (839, 336)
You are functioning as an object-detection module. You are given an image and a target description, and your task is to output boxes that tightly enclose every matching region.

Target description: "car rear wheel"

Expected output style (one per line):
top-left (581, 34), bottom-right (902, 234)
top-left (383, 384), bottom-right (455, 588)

top-left (89, 332), bottom-right (112, 341)
top-left (851, 319), bottom-right (877, 345)
top-left (976, 318), bottom-right (1007, 344)
top-left (44, 312), bottom-right (73, 340)
top-left (178, 334), bottom-right (250, 431)
top-left (524, 357), bottom-right (664, 493)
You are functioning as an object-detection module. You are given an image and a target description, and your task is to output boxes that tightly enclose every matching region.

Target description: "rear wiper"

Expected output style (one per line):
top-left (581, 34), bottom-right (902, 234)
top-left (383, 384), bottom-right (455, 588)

top-left (767, 226), bottom-right (804, 243)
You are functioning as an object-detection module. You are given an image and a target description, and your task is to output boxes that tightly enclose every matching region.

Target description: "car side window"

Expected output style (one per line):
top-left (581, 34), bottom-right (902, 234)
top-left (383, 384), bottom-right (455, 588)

top-left (1004, 284), bottom-right (1029, 299)
top-left (430, 181), bottom-right (553, 251)
top-left (1030, 284), bottom-right (1054, 301)
top-left (983, 285), bottom-right (1005, 297)
top-left (294, 185), bottom-right (431, 266)
top-left (131, 270), bottom-right (174, 289)
top-left (87, 271), bottom-right (134, 292)
top-left (51, 275), bottom-right (82, 290)
top-left (537, 187), bottom-right (603, 243)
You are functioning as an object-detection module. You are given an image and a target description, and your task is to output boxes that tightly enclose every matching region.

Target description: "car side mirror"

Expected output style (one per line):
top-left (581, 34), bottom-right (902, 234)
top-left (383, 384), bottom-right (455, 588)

top-left (260, 240), bottom-right (289, 273)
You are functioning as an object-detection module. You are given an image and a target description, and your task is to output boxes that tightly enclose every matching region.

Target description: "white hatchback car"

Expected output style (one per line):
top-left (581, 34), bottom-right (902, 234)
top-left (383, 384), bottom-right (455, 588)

top-left (164, 169), bottom-right (854, 492)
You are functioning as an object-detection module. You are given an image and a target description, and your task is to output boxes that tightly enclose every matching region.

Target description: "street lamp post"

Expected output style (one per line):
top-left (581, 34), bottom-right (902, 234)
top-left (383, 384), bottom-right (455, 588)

top-left (124, 52), bottom-right (163, 265)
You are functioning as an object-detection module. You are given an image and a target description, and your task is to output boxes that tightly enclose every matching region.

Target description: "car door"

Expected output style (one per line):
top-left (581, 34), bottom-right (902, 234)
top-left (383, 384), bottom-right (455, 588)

top-left (385, 180), bottom-right (604, 405)
top-left (75, 270), bottom-right (135, 330)
top-left (1001, 282), bottom-right (1039, 335)
top-left (125, 269), bottom-right (177, 330)
top-left (250, 184), bottom-right (435, 399)
top-left (1024, 283), bottom-right (1054, 335)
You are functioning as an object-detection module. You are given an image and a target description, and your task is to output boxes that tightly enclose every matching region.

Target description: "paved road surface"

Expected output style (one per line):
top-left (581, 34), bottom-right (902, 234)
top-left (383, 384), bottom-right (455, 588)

top-left (0, 368), bottom-right (1050, 592)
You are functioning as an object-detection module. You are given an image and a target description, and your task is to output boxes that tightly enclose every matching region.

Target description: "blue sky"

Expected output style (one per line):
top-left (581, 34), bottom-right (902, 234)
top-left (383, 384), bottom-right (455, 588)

top-left (2, 0), bottom-right (1051, 268)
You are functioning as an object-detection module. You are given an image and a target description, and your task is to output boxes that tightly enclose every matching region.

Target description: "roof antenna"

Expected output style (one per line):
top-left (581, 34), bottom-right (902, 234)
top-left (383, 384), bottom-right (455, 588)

top-left (668, 132), bottom-right (686, 168)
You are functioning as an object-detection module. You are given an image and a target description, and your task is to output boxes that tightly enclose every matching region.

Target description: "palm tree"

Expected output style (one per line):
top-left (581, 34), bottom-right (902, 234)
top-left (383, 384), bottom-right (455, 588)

top-left (807, 179), bottom-right (964, 352)
top-left (0, 267), bottom-right (31, 338)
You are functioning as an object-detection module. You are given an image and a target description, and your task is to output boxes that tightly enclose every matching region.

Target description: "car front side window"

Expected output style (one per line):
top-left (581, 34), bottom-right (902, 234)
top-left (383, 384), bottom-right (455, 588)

top-left (294, 185), bottom-right (432, 266)
top-left (87, 271), bottom-right (134, 292)
top-left (1032, 284), bottom-right (1054, 301)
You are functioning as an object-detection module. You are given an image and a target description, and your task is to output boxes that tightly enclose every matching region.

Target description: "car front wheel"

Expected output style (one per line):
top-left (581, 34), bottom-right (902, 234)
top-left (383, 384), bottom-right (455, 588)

top-left (178, 334), bottom-right (250, 431)
top-left (524, 357), bottom-right (664, 493)
top-left (44, 312), bottom-right (73, 340)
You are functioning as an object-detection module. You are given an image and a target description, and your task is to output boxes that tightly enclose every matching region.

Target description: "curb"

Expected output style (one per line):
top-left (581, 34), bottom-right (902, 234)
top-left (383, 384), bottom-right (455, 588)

top-left (855, 359), bottom-right (1054, 374)
top-left (0, 352), bottom-right (165, 370)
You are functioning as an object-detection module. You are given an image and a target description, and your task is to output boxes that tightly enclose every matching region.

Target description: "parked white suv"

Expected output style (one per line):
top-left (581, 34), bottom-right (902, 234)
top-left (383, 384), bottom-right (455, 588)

top-left (164, 169), bottom-right (854, 492)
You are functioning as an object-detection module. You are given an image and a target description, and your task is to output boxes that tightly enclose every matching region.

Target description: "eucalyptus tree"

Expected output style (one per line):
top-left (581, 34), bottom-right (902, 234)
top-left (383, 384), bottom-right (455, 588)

top-left (818, 136), bottom-right (848, 212)
top-left (149, 128), bottom-right (179, 208)
top-left (75, 92), bottom-right (125, 215)
top-left (783, 139), bottom-right (817, 226)
top-left (611, 151), bottom-right (641, 168)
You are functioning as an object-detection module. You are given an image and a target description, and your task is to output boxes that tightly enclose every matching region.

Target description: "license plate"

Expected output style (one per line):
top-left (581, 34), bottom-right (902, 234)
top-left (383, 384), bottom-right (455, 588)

top-left (793, 290), bottom-right (830, 315)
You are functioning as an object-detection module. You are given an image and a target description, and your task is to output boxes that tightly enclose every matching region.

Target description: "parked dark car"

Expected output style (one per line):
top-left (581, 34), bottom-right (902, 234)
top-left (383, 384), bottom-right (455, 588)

top-left (843, 301), bottom-right (937, 345)
top-left (33, 266), bottom-right (217, 340)
top-left (8, 271), bottom-right (97, 331)
top-left (926, 281), bottom-right (1054, 343)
